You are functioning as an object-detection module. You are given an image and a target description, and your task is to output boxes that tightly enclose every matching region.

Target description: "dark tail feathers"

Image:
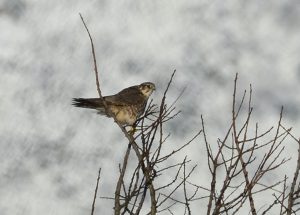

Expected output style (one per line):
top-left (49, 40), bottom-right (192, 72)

top-left (72, 98), bottom-right (104, 109)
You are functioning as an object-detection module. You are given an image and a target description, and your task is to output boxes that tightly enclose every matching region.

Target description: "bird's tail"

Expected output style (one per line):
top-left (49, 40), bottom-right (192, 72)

top-left (72, 98), bottom-right (104, 109)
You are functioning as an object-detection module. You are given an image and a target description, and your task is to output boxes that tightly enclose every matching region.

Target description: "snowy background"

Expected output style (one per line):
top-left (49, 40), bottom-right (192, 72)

top-left (1, 0), bottom-right (300, 214)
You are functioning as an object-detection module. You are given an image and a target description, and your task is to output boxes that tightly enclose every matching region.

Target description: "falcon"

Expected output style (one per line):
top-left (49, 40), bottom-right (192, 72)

top-left (72, 82), bottom-right (156, 126)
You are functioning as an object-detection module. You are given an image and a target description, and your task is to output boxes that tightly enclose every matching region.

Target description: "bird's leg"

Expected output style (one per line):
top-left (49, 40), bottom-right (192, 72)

top-left (126, 124), bottom-right (137, 136)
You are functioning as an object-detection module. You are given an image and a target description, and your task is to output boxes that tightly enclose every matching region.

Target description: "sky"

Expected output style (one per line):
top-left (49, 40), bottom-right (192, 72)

top-left (1, 0), bottom-right (300, 214)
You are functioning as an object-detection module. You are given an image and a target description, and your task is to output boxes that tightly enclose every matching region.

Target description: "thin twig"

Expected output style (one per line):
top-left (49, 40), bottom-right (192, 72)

top-left (91, 168), bottom-right (102, 215)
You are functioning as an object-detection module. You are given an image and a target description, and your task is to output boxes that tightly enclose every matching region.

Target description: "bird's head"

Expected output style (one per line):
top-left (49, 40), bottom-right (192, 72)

top-left (138, 82), bottom-right (156, 98)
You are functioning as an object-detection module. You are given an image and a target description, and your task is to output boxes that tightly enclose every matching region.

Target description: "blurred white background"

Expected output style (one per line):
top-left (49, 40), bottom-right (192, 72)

top-left (1, 0), bottom-right (300, 214)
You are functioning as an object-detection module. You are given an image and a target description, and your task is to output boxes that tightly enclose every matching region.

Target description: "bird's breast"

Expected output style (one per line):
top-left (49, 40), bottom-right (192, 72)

top-left (110, 106), bottom-right (137, 125)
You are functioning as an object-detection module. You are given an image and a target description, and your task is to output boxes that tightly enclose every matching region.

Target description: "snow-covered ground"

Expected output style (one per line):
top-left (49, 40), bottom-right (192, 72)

top-left (1, 0), bottom-right (300, 214)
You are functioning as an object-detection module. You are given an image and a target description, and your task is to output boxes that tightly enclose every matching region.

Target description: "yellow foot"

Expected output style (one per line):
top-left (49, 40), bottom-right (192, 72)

top-left (127, 126), bottom-right (136, 135)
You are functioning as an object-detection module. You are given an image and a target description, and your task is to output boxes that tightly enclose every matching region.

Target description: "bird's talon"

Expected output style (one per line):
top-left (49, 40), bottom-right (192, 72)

top-left (128, 126), bottom-right (137, 135)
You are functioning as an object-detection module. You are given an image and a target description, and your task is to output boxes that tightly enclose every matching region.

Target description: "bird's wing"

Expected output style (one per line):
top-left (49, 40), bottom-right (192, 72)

top-left (104, 86), bottom-right (145, 106)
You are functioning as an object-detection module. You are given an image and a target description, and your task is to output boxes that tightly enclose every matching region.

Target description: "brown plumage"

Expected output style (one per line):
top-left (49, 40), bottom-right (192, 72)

top-left (72, 82), bottom-right (155, 125)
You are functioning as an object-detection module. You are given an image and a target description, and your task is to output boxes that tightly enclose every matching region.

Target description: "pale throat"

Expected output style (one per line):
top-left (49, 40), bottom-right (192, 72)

top-left (141, 88), bottom-right (153, 98)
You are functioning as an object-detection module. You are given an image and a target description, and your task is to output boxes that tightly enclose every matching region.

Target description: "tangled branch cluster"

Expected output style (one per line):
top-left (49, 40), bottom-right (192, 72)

top-left (80, 15), bottom-right (300, 215)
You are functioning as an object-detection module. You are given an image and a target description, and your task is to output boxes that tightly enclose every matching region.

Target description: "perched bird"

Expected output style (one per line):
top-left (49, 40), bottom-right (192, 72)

top-left (72, 82), bottom-right (156, 126)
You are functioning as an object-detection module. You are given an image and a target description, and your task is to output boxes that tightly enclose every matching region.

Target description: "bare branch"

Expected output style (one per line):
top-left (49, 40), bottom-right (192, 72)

top-left (91, 168), bottom-right (102, 215)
